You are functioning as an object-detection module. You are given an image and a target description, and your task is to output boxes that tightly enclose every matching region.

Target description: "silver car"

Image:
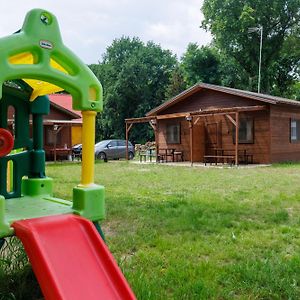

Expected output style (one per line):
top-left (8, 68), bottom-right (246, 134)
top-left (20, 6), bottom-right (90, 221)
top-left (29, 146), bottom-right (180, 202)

top-left (95, 139), bottom-right (135, 161)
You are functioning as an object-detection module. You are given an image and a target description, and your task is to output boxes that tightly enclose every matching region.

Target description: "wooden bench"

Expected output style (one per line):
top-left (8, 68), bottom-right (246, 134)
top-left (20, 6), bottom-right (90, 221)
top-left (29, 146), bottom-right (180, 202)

top-left (207, 148), bottom-right (254, 165)
top-left (139, 149), bottom-right (156, 162)
top-left (244, 154), bottom-right (253, 164)
top-left (204, 155), bottom-right (235, 166)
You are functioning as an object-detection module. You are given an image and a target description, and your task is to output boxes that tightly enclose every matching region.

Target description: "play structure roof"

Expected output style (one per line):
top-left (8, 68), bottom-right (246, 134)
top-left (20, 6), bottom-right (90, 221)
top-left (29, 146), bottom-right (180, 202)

top-left (9, 53), bottom-right (65, 100)
top-left (0, 8), bottom-right (103, 112)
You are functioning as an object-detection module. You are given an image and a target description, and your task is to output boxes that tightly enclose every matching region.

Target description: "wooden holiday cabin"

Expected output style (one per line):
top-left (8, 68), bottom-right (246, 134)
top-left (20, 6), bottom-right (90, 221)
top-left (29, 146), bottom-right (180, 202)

top-left (7, 94), bottom-right (82, 161)
top-left (45, 94), bottom-right (82, 161)
top-left (125, 83), bottom-right (300, 165)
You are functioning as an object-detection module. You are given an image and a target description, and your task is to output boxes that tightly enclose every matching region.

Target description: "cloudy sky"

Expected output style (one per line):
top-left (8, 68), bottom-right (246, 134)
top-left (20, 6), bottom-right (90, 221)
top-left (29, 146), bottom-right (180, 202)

top-left (1, 0), bottom-right (212, 64)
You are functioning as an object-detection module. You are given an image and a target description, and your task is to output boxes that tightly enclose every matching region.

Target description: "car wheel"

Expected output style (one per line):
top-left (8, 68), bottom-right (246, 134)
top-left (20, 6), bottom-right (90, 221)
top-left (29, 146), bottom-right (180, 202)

top-left (97, 152), bottom-right (107, 162)
top-left (128, 151), bottom-right (134, 160)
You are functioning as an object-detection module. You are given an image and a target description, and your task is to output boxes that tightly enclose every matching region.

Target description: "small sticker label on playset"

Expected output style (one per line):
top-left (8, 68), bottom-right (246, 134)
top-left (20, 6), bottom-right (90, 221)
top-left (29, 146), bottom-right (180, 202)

top-left (39, 40), bottom-right (53, 49)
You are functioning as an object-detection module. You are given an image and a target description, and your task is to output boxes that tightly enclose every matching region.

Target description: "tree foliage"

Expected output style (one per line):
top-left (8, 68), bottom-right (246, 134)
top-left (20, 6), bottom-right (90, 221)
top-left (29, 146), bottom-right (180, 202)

top-left (90, 37), bottom-right (176, 143)
top-left (180, 43), bottom-right (250, 90)
top-left (164, 65), bottom-right (187, 99)
top-left (201, 0), bottom-right (300, 94)
top-left (87, 2), bottom-right (300, 144)
top-left (180, 44), bottom-right (222, 86)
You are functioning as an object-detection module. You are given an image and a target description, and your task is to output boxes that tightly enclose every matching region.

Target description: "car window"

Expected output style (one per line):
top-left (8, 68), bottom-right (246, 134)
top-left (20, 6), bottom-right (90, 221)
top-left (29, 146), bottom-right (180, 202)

top-left (95, 140), bottom-right (108, 147)
top-left (108, 140), bottom-right (117, 147)
top-left (118, 140), bottom-right (126, 146)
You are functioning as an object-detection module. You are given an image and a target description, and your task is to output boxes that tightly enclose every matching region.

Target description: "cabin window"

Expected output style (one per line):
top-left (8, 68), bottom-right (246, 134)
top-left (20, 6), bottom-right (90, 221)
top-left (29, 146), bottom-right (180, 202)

top-left (233, 118), bottom-right (254, 144)
top-left (166, 123), bottom-right (180, 144)
top-left (290, 119), bottom-right (300, 142)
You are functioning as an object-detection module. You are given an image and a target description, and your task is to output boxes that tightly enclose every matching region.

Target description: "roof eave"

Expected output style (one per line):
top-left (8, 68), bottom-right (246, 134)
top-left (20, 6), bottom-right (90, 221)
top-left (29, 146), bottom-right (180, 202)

top-left (50, 101), bottom-right (81, 119)
top-left (146, 82), bottom-right (300, 117)
top-left (146, 83), bottom-right (202, 116)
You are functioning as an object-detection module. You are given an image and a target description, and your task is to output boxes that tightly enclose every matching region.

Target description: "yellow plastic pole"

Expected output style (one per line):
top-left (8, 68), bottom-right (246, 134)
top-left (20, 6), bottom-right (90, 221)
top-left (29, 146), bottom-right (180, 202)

top-left (81, 111), bottom-right (97, 186)
top-left (7, 161), bottom-right (11, 192)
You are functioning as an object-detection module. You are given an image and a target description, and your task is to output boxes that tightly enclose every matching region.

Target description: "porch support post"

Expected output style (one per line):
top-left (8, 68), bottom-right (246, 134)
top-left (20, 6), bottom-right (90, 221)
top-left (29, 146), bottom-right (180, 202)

top-left (149, 119), bottom-right (158, 162)
top-left (225, 114), bottom-right (236, 126)
top-left (53, 124), bottom-right (64, 163)
top-left (54, 133), bottom-right (56, 163)
top-left (187, 116), bottom-right (193, 166)
top-left (69, 124), bottom-right (72, 148)
top-left (125, 122), bottom-right (133, 160)
top-left (155, 122), bottom-right (159, 162)
top-left (235, 112), bottom-right (239, 166)
top-left (126, 123), bottom-right (128, 160)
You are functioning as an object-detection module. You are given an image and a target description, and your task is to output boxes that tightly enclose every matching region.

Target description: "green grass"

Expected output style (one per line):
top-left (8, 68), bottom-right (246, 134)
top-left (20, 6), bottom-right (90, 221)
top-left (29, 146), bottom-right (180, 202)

top-left (2, 161), bottom-right (300, 299)
top-left (0, 237), bottom-right (42, 299)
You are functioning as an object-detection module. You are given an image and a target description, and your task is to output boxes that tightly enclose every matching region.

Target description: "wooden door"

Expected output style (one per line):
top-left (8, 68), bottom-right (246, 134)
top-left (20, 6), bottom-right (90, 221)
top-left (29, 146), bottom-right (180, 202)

top-left (205, 121), bottom-right (222, 155)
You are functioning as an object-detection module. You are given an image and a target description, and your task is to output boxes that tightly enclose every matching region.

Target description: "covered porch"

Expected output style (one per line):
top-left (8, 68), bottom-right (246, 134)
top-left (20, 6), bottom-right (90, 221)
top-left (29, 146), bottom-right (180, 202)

top-left (44, 120), bottom-right (75, 162)
top-left (125, 105), bottom-right (267, 166)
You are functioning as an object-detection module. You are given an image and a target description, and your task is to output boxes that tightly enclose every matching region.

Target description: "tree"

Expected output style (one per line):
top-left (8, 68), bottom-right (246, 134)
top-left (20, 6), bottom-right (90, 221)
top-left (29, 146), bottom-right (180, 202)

top-left (286, 82), bottom-right (300, 100)
top-left (180, 44), bottom-right (222, 87)
top-left (164, 65), bottom-right (186, 99)
top-left (218, 52), bottom-right (250, 90)
top-left (201, 0), bottom-right (300, 94)
top-left (179, 43), bottom-right (250, 90)
top-left (90, 37), bottom-right (176, 143)
top-left (271, 26), bottom-right (300, 97)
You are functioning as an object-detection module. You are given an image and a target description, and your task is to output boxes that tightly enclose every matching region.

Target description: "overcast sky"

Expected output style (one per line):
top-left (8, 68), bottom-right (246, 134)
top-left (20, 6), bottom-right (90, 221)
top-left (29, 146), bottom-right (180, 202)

top-left (1, 0), bottom-right (212, 64)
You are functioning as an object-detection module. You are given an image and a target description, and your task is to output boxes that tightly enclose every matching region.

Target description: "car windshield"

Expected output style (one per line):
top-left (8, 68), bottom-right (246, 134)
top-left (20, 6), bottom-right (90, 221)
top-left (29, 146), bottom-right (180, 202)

top-left (95, 140), bottom-right (109, 147)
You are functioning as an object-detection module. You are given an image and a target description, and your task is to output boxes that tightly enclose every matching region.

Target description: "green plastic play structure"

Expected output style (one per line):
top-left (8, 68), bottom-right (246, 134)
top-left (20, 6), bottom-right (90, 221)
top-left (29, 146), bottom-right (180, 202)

top-left (0, 10), bottom-right (137, 299)
top-left (0, 8), bottom-right (105, 238)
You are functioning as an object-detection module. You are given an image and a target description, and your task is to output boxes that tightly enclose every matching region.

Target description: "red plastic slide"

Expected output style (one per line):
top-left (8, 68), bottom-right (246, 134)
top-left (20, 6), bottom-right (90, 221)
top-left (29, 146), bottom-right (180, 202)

top-left (12, 214), bottom-right (136, 300)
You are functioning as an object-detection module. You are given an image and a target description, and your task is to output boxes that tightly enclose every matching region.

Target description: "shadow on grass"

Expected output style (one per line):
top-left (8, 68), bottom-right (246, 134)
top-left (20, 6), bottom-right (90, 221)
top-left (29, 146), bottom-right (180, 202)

top-left (0, 237), bottom-right (42, 300)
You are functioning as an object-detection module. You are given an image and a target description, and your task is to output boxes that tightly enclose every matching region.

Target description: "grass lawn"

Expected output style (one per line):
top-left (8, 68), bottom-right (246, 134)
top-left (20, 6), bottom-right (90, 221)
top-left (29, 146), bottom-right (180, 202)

top-left (2, 161), bottom-right (300, 299)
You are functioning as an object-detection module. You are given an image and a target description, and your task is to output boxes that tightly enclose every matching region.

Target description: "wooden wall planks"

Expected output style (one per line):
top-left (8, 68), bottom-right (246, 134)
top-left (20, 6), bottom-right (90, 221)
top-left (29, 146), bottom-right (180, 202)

top-left (270, 105), bottom-right (300, 163)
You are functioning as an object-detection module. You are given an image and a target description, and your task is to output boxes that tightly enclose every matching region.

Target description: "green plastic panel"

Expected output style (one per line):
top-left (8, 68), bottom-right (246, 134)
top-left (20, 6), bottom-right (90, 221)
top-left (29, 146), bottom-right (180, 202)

top-left (0, 195), bottom-right (73, 238)
top-left (0, 86), bottom-right (49, 198)
top-left (0, 85), bottom-right (32, 150)
top-left (73, 184), bottom-right (105, 221)
top-left (0, 9), bottom-right (106, 238)
top-left (0, 179), bottom-right (106, 237)
top-left (0, 177), bottom-right (73, 237)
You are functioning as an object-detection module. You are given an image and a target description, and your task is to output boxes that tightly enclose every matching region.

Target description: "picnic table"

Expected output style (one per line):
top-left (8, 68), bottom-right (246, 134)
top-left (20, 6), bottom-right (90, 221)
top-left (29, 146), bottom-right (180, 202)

top-left (204, 148), bottom-right (253, 165)
top-left (139, 148), bottom-right (184, 163)
top-left (46, 147), bottom-right (72, 161)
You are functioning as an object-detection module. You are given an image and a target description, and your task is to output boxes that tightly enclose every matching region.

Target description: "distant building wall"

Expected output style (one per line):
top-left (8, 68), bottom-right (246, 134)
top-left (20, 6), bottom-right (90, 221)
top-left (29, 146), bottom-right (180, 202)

top-left (72, 125), bottom-right (82, 145)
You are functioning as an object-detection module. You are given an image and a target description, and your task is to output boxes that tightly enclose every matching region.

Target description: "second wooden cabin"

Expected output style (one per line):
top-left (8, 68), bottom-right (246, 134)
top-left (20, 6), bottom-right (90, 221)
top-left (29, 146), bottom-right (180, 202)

top-left (126, 83), bottom-right (300, 165)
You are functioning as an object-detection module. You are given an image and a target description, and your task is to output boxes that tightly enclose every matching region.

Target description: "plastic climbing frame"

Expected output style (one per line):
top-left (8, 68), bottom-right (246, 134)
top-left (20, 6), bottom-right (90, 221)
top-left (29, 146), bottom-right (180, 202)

top-left (0, 8), bottom-right (105, 238)
top-left (0, 10), bottom-right (136, 300)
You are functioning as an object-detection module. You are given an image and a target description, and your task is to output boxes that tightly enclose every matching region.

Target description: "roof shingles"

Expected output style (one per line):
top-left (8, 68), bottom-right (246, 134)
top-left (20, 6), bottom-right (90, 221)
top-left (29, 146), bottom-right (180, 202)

top-left (48, 94), bottom-right (82, 122)
top-left (146, 83), bottom-right (300, 116)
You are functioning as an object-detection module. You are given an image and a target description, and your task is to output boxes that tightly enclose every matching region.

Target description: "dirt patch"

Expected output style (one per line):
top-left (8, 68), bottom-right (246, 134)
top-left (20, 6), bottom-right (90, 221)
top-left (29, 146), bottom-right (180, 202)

top-left (101, 221), bottom-right (120, 237)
